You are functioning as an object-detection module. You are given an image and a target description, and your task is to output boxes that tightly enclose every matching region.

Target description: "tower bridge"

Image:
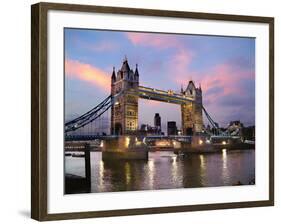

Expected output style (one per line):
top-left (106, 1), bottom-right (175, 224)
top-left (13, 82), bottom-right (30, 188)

top-left (65, 57), bottom-right (208, 135)
top-left (110, 58), bottom-right (203, 136)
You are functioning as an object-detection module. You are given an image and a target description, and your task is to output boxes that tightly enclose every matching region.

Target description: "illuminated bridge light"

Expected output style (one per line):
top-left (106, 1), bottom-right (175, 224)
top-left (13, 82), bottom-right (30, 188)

top-left (125, 137), bottom-right (130, 148)
top-left (100, 140), bottom-right (104, 147)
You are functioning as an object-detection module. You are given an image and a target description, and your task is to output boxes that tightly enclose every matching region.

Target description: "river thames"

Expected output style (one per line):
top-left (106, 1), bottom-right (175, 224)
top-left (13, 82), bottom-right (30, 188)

top-left (65, 149), bottom-right (255, 193)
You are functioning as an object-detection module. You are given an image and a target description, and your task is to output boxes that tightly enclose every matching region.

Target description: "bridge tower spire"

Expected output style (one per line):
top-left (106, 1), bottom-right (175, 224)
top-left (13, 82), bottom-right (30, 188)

top-left (111, 66), bottom-right (116, 83)
top-left (111, 57), bottom-right (139, 135)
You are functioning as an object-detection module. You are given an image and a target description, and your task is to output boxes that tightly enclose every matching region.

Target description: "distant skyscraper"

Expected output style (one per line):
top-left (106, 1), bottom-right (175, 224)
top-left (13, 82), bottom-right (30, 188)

top-left (154, 113), bottom-right (161, 134)
top-left (167, 121), bottom-right (177, 136)
top-left (140, 124), bottom-right (148, 131)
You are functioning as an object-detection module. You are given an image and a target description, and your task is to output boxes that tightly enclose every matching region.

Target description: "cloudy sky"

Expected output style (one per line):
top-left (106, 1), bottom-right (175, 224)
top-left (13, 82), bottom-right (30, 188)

top-left (65, 28), bottom-right (255, 131)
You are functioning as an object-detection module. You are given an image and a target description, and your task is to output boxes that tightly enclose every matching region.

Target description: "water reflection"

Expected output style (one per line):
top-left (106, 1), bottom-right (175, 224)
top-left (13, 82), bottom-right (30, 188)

top-left (171, 156), bottom-right (179, 184)
top-left (65, 149), bottom-right (255, 193)
top-left (221, 149), bottom-right (229, 185)
top-left (125, 162), bottom-right (131, 185)
top-left (98, 160), bottom-right (104, 191)
top-left (199, 155), bottom-right (206, 186)
top-left (147, 160), bottom-right (155, 189)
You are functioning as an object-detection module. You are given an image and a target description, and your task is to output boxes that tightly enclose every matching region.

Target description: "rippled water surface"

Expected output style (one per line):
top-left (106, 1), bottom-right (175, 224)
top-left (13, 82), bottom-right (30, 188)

top-left (65, 149), bottom-right (255, 193)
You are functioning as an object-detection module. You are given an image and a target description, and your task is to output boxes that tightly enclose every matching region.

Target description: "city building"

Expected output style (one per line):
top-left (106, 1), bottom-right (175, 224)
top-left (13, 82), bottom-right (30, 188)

top-left (167, 121), bottom-right (178, 136)
top-left (241, 126), bottom-right (255, 140)
top-left (154, 113), bottom-right (161, 134)
top-left (228, 120), bottom-right (244, 136)
top-left (228, 120), bottom-right (243, 129)
top-left (139, 124), bottom-right (160, 136)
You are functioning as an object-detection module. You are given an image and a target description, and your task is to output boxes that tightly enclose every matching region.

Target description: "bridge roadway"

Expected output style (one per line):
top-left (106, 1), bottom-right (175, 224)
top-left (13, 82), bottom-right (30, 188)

top-left (136, 86), bottom-right (194, 104)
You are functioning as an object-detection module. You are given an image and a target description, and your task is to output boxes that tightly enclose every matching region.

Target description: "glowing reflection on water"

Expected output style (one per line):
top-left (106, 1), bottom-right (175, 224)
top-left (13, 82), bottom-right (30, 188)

top-left (65, 149), bottom-right (255, 193)
top-left (199, 154), bottom-right (205, 169)
top-left (125, 162), bottom-right (131, 185)
top-left (171, 155), bottom-right (179, 184)
top-left (98, 160), bottom-right (104, 191)
top-left (148, 160), bottom-right (155, 189)
top-left (221, 149), bottom-right (229, 184)
top-left (199, 154), bottom-right (206, 186)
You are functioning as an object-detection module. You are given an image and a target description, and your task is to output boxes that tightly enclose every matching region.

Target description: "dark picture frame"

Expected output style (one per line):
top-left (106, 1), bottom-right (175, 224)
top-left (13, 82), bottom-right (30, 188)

top-left (31, 2), bottom-right (274, 221)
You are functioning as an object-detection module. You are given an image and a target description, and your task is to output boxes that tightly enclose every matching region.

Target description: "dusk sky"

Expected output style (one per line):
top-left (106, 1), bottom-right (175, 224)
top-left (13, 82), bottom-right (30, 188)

top-left (65, 28), bottom-right (255, 132)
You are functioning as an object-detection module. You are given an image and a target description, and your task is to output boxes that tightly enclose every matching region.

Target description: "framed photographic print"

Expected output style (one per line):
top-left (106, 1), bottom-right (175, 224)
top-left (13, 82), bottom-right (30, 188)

top-left (31, 2), bottom-right (274, 221)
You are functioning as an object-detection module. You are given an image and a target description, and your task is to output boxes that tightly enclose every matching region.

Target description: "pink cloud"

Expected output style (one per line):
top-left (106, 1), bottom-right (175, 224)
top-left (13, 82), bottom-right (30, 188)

top-left (201, 63), bottom-right (254, 95)
top-left (201, 64), bottom-right (254, 106)
top-left (126, 32), bottom-right (195, 90)
top-left (170, 49), bottom-right (194, 84)
top-left (126, 33), bottom-right (183, 49)
top-left (65, 59), bottom-right (111, 91)
top-left (171, 59), bottom-right (254, 107)
top-left (194, 63), bottom-right (255, 126)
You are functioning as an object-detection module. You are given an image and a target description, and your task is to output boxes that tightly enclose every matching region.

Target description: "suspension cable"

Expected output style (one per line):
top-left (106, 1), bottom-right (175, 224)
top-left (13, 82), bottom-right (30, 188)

top-left (65, 95), bottom-right (112, 126)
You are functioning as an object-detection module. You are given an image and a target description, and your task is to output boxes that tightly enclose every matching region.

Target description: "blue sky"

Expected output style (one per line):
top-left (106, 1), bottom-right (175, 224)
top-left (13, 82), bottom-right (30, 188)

top-left (65, 28), bottom-right (255, 132)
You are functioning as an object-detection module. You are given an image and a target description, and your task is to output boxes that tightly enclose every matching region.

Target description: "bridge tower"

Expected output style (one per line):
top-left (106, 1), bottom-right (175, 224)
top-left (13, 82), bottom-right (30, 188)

top-left (111, 57), bottom-right (139, 135)
top-left (181, 81), bottom-right (203, 135)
